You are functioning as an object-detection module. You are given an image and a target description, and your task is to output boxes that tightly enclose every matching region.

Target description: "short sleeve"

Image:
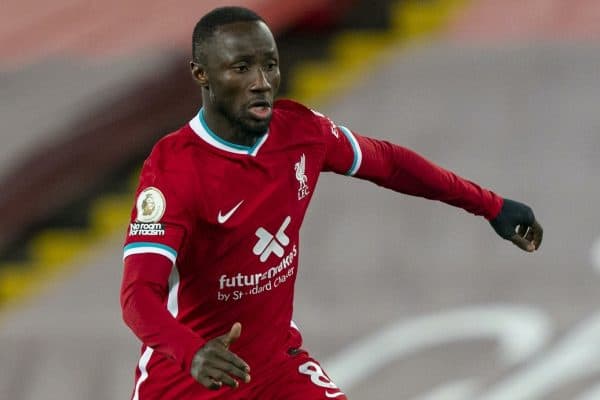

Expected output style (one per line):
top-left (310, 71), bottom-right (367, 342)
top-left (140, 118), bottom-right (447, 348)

top-left (123, 162), bottom-right (192, 264)
top-left (311, 109), bottom-right (363, 176)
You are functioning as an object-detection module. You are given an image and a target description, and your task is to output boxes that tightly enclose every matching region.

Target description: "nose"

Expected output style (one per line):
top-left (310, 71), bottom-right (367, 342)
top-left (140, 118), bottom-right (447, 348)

top-left (250, 67), bottom-right (271, 92)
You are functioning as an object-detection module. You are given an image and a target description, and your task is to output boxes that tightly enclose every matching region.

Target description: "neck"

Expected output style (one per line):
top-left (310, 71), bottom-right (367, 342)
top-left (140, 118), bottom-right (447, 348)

top-left (201, 108), bottom-right (259, 148)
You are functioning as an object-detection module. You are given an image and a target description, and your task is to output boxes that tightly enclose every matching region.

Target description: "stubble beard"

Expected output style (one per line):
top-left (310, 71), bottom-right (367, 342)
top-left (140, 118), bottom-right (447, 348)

top-left (217, 102), bottom-right (270, 139)
top-left (241, 117), bottom-right (270, 138)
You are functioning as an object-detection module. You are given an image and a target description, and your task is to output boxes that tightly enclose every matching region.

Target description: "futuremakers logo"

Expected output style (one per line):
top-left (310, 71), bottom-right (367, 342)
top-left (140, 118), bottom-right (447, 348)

top-left (253, 216), bottom-right (291, 262)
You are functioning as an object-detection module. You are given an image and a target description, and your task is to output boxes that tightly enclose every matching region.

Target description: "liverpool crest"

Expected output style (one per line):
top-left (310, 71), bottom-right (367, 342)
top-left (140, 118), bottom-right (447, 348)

top-left (294, 154), bottom-right (310, 200)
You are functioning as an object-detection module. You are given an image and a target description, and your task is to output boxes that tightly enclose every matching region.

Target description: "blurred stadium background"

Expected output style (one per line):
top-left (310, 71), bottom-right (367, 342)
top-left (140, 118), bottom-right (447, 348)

top-left (1, 0), bottom-right (600, 399)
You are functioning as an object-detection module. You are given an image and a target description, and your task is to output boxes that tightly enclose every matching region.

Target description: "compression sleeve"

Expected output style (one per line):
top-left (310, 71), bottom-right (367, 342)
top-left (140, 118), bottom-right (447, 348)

top-left (121, 253), bottom-right (206, 372)
top-left (353, 134), bottom-right (503, 220)
top-left (312, 108), bottom-right (503, 220)
top-left (121, 149), bottom-right (204, 372)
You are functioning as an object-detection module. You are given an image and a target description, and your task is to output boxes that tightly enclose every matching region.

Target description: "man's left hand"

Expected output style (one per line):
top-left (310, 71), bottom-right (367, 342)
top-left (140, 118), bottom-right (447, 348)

top-left (490, 198), bottom-right (543, 252)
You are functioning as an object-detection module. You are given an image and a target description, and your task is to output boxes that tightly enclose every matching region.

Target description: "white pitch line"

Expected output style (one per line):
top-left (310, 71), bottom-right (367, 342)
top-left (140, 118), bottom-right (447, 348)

top-left (478, 311), bottom-right (600, 400)
top-left (322, 305), bottom-right (551, 392)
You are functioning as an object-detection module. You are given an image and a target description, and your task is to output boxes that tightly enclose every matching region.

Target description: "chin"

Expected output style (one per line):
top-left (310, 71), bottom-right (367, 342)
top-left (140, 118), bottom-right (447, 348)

top-left (244, 120), bottom-right (270, 137)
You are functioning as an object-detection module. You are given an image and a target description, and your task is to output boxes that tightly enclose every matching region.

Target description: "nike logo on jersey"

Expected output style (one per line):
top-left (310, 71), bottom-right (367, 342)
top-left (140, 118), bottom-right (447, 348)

top-left (218, 200), bottom-right (244, 224)
top-left (325, 391), bottom-right (345, 398)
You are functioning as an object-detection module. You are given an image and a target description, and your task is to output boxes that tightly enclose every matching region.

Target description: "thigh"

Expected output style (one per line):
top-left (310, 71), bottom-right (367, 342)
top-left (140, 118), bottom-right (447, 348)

top-left (258, 350), bottom-right (348, 400)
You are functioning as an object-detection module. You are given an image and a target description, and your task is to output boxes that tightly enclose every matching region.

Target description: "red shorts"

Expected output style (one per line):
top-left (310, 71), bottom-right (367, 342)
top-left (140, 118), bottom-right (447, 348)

top-left (246, 349), bottom-right (348, 400)
top-left (132, 347), bottom-right (347, 400)
top-left (209, 349), bottom-right (348, 400)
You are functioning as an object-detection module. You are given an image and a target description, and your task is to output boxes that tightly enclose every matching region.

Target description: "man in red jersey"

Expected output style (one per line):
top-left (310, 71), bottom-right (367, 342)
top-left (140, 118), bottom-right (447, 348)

top-left (120, 6), bottom-right (543, 400)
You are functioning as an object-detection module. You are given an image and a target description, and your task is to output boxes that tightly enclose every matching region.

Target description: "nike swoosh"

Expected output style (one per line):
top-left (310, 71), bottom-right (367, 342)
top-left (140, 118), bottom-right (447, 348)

top-left (325, 391), bottom-right (345, 398)
top-left (218, 200), bottom-right (244, 224)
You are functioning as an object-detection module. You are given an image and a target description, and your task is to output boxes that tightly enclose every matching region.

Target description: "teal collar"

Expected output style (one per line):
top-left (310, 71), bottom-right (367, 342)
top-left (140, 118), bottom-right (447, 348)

top-left (188, 109), bottom-right (269, 156)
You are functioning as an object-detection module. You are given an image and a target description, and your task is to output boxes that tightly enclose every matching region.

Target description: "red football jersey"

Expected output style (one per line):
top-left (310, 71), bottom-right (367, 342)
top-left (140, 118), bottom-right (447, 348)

top-left (121, 99), bottom-right (502, 399)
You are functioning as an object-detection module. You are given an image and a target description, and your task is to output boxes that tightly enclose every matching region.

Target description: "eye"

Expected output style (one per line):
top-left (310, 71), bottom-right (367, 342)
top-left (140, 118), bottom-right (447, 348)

top-left (233, 64), bottom-right (249, 73)
top-left (265, 61), bottom-right (278, 71)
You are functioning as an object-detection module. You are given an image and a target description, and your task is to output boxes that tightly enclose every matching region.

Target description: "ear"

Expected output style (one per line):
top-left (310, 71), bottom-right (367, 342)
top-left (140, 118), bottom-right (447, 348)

top-left (190, 61), bottom-right (208, 87)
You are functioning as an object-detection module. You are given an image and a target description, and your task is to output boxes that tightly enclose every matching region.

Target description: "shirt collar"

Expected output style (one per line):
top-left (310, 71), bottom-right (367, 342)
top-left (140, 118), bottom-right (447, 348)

top-left (188, 109), bottom-right (269, 156)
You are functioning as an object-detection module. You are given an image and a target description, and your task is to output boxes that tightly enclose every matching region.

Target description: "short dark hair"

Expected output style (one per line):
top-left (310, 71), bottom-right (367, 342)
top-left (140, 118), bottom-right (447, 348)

top-left (192, 6), bottom-right (266, 63)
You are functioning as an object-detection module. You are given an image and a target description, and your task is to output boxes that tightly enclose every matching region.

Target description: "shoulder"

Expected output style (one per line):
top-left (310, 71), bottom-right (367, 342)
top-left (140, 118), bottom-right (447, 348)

top-left (139, 124), bottom-right (199, 198)
top-left (274, 98), bottom-right (312, 113)
top-left (145, 125), bottom-right (197, 173)
top-left (137, 127), bottom-right (199, 211)
top-left (273, 99), bottom-right (319, 123)
top-left (272, 99), bottom-right (328, 140)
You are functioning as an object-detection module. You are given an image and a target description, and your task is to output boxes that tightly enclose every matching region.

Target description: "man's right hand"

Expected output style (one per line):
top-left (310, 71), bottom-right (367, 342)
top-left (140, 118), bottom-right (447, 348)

top-left (190, 322), bottom-right (251, 390)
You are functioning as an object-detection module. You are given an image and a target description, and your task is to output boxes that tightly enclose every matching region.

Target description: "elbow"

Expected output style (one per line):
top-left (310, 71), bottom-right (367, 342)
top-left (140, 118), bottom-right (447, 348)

top-left (120, 280), bottom-right (167, 330)
top-left (120, 279), bottom-right (148, 329)
top-left (120, 284), bottom-right (135, 328)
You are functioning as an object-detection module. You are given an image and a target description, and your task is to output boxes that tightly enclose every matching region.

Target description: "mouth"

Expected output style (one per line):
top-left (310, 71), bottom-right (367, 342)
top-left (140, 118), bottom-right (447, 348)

top-left (247, 100), bottom-right (272, 121)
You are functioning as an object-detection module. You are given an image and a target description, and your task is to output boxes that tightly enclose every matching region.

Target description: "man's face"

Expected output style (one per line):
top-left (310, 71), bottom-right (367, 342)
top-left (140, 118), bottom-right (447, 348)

top-left (198, 21), bottom-right (280, 137)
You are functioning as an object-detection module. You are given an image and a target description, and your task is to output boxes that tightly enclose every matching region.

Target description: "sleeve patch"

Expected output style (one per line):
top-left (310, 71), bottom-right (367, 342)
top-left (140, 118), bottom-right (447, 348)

top-left (129, 223), bottom-right (165, 237)
top-left (136, 187), bottom-right (166, 223)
